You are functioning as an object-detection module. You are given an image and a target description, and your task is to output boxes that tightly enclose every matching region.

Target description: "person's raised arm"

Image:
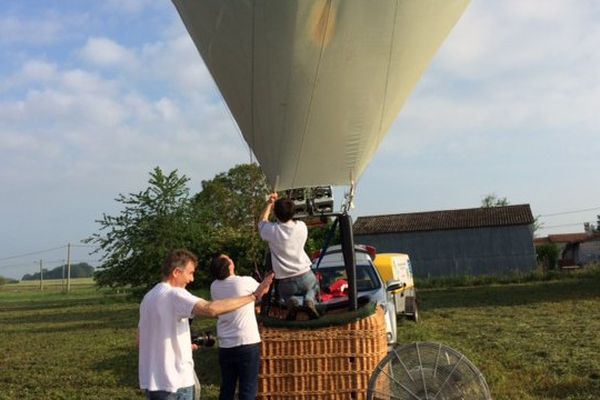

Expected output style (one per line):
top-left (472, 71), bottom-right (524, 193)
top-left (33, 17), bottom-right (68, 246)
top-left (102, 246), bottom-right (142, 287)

top-left (192, 273), bottom-right (274, 317)
top-left (259, 192), bottom-right (278, 223)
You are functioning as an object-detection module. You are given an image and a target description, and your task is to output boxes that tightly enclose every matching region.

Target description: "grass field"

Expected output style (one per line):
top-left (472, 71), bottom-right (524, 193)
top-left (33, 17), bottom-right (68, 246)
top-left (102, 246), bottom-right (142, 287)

top-left (1, 277), bottom-right (96, 292)
top-left (1, 275), bottom-right (599, 399)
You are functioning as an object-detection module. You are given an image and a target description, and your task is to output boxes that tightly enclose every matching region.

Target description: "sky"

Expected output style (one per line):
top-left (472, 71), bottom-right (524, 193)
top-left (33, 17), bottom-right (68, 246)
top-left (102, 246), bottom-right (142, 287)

top-left (1, 1), bottom-right (600, 280)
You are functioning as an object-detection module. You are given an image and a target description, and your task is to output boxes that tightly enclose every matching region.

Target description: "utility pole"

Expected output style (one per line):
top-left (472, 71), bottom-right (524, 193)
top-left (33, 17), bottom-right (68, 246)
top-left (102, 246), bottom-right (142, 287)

top-left (61, 260), bottom-right (65, 292)
top-left (39, 259), bottom-right (43, 291)
top-left (66, 242), bottom-right (72, 293)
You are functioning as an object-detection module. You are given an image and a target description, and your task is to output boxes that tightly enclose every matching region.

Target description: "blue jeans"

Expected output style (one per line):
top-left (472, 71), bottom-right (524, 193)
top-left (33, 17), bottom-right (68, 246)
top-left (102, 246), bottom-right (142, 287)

top-left (146, 385), bottom-right (194, 400)
top-left (277, 270), bottom-right (319, 305)
top-left (219, 343), bottom-right (260, 400)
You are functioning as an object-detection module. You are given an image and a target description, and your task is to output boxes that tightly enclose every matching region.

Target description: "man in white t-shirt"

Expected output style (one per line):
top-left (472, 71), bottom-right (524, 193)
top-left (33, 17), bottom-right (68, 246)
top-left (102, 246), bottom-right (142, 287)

top-left (138, 249), bottom-right (273, 400)
top-left (258, 192), bottom-right (320, 320)
top-left (210, 254), bottom-right (261, 400)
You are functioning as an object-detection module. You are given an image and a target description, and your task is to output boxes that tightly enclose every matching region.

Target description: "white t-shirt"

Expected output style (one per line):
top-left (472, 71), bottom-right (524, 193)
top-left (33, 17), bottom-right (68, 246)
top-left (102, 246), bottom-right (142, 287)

top-left (138, 282), bottom-right (200, 392)
top-left (258, 220), bottom-right (312, 279)
top-left (210, 275), bottom-right (260, 348)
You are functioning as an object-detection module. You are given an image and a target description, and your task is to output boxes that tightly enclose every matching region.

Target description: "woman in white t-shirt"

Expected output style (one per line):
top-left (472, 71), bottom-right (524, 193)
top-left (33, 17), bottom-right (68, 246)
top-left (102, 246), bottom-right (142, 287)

top-left (210, 254), bottom-right (261, 400)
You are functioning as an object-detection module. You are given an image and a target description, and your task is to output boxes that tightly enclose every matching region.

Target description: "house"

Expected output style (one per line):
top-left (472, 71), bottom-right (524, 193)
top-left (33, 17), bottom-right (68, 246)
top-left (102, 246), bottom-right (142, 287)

top-left (534, 232), bottom-right (600, 267)
top-left (353, 204), bottom-right (536, 278)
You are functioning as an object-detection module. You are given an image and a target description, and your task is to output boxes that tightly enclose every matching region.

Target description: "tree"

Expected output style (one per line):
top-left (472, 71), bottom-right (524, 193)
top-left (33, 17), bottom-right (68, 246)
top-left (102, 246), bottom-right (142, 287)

top-left (536, 243), bottom-right (560, 271)
top-left (191, 164), bottom-right (270, 280)
top-left (481, 193), bottom-right (509, 208)
top-left (305, 220), bottom-right (341, 258)
top-left (191, 163), bottom-right (340, 279)
top-left (481, 193), bottom-right (543, 234)
top-left (584, 216), bottom-right (600, 233)
top-left (88, 163), bottom-right (334, 290)
top-left (87, 167), bottom-right (200, 288)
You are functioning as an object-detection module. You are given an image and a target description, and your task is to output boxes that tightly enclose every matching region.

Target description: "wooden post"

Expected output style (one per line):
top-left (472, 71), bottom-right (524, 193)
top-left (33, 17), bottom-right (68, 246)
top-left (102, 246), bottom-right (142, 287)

top-left (66, 243), bottom-right (72, 293)
top-left (39, 259), bottom-right (43, 291)
top-left (61, 261), bottom-right (65, 292)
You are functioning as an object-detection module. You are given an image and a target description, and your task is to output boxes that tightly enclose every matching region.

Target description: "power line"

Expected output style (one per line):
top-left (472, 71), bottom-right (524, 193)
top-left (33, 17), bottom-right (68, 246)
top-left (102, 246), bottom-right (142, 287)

top-left (540, 222), bottom-right (588, 229)
top-left (539, 206), bottom-right (600, 218)
top-left (0, 245), bottom-right (66, 262)
top-left (0, 241), bottom-right (101, 262)
top-left (0, 258), bottom-right (101, 269)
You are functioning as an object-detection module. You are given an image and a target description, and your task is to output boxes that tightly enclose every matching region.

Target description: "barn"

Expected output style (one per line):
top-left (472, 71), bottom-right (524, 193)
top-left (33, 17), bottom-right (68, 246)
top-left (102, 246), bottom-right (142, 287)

top-left (353, 204), bottom-right (536, 278)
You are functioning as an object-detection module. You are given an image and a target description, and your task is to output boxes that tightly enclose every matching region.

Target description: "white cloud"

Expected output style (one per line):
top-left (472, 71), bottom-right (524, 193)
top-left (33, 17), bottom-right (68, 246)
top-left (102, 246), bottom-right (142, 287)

top-left (155, 98), bottom-right (180, 121)
top-left (0, 15), bottom-right (63, 45)
top-left (0, 45), bottom-right (247, 193)
top-left (139, 34), bottom-right (215, 93)
top-left (101, 0), bottom-right (161, 15)
top-left (436, 1), bottom-right (600, 80)
top-left (79, 37), bottom-right (138, 69)
top-left (20, 60), bottom-right (58, 82)
top-left (378, 0), bottom-right (600, 160)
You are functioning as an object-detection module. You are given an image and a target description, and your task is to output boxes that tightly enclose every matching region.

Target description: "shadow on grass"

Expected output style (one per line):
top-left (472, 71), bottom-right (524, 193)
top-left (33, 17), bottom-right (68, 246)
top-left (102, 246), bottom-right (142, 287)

top-left (93, 345), bottom-right (221, 394)
top-left (533, 377), bottom-right (600, 400)
top-left (420, 277), bottom-right (600, 310)
top-left (94, 345), bottom-right (140, 388)
top-left (193, 346), bottom-right (221, 387)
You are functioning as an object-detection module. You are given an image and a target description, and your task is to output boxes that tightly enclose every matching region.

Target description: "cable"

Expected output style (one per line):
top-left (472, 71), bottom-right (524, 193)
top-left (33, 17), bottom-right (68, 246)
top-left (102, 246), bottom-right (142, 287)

top-left (541, 222), bottom-right (591, 229)
top-left (0, 259), bottom-right (101, 270)
top-left (0, 245), bottom-right (66, 262)
top-left (539, 206), bottom-right (600, 218)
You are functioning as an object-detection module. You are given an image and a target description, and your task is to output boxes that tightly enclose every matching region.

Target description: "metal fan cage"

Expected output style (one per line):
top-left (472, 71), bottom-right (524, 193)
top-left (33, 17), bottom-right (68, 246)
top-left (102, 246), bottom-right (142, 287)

top-left (367, 342), bottom-right (492, 400)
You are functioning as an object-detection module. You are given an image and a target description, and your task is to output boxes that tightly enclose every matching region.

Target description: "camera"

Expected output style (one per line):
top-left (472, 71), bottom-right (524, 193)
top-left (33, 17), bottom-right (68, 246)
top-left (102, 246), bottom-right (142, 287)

top-left (191, 332), bottom-right (216, 347)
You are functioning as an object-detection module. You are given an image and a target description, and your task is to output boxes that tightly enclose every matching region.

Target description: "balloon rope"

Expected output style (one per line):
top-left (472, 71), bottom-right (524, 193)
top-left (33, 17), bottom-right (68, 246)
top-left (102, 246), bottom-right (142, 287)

top-left (341, 180), bottom-right (356, 214)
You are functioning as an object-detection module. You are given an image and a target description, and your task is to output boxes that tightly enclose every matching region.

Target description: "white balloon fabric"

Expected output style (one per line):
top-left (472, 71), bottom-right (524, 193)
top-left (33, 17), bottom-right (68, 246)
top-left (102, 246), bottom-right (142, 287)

top-left (173, 0), bottom-right (469, 190)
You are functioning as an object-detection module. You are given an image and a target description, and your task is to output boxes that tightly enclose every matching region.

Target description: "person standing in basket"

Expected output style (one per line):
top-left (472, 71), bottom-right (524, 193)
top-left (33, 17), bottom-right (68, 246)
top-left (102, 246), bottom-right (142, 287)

top-left (258, 192), bottom-right (320, 320)
top-left (210, 254), bottom-right (267, 400)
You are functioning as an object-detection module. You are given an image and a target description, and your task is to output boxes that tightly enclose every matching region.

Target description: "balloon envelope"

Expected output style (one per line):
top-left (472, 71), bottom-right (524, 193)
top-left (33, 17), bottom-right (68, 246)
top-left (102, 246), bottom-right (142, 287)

top-left (173, 0), bottom-right (469, 190)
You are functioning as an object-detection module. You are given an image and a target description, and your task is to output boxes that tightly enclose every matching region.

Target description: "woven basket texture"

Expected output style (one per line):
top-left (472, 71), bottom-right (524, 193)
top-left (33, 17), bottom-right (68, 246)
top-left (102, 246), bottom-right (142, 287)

top-left (258, 306), bottom-right (388, 400)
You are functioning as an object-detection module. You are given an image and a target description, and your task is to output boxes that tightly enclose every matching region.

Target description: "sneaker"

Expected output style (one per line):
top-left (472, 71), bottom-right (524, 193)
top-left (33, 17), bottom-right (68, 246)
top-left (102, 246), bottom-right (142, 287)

top-left (305, 300), bottom-right (320, 320)
top-left (286, 298), bottom-right (299, 321)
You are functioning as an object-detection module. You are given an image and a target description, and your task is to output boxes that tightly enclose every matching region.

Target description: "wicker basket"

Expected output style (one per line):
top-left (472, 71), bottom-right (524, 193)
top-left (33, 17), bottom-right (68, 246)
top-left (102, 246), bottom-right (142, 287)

top-left (258, 306), bottom-right (388, 400)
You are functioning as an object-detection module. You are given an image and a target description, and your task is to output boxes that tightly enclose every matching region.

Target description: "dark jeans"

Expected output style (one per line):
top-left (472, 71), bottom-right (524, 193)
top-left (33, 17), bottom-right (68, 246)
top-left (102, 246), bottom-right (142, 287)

top-left (146, 385), bottom-right (194, 400)
top-left (219, 343), bottom-right (260, 400)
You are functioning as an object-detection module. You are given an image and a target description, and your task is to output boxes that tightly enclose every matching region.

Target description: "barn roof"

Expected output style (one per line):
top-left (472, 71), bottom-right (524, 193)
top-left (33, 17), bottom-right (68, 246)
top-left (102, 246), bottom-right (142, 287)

top-left (353, 204), bottom-right (534, 235)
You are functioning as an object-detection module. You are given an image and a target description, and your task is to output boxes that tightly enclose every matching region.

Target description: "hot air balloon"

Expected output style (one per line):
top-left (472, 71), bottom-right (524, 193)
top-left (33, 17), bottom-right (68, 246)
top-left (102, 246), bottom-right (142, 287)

top-left (172, 0), bottom-right (469, 193)
top-left (170, 6), bottom-right (490, 399)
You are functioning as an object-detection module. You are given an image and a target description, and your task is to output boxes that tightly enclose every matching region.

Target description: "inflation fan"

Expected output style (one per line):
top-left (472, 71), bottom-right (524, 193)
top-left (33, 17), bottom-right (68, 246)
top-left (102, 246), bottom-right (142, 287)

top-left (368, 342), bottom-right (492, 400)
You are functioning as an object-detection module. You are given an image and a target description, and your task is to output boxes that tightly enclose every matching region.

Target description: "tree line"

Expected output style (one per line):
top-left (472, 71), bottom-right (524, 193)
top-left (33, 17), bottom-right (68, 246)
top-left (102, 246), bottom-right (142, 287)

top-left (21, 263), bottom-right (95, 281)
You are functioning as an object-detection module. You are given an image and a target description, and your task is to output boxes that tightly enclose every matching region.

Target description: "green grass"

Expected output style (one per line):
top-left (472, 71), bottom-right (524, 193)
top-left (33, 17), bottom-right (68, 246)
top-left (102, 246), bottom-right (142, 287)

top-left (2, 277), bottom-right (96, 292)
top-left (399, 278), bottom-right (600, 399)
top-left (2, 275), bottom-right (600, 399)
top-left (415, 264), bottom-right (600, 289)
